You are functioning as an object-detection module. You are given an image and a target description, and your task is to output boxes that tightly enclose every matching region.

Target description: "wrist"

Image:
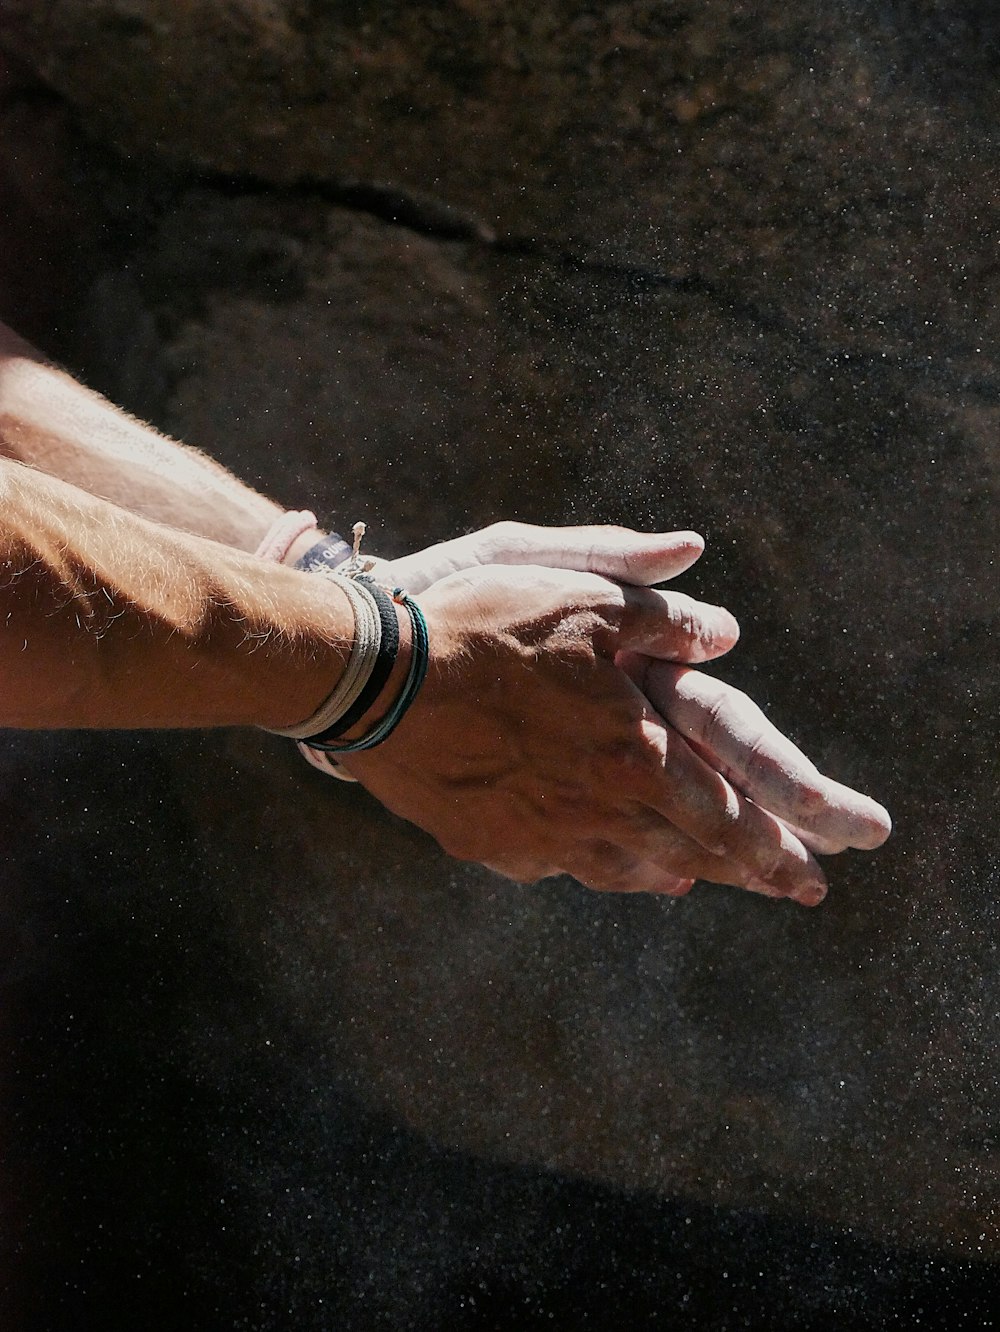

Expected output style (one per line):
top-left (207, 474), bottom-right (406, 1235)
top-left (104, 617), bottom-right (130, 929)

top-left (269, 515), bottom-right (428, 763)
top-left (289, 579), bottom-right (429, 756)
top-left (337, 596), bottom-right (414, 743)
top-left (243, 562), bottom-right (358, 732)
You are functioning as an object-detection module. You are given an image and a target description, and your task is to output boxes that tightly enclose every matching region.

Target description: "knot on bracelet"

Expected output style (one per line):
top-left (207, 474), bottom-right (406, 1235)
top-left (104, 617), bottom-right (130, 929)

top-left (264, 515), bottom-right (428, 757)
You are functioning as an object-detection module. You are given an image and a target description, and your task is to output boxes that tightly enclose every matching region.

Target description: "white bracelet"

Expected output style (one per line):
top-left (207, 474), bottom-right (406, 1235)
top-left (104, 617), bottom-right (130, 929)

top-left (296, 741), bottom-right (359, 782)
top-left (267, 575), bottom-right (382, 739)
top-left (255, 509), bottom-right (319, 563)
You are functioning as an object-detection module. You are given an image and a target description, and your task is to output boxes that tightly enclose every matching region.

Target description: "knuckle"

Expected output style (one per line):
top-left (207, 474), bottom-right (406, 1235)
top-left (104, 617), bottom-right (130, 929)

top-left (666, 593), bottom-right (698, 639)
top-left (567, 841), bottom-right (640, 893)
top-left (596, 721), bottom-right (666, 782)
top-left (753, 840), bottom-right (787, 882)
top-left (701, 684), bottom-right (739, 748)
top-left (723, 683), bottom-right (752, 712)
top-left (742, 738), bottom-right (806, 807)
top-left (483, 519), bottom-right (526, 555)
top-left (716, 804), bottom-right (785, 876)
top-left (659, 722), bottom-right (698, 778)
top-left (706, 810), bottom-right (746, 863)
top-left (582, 525), bottom-right (630, 572)
top-left (588, 522), bottom-right (630, 545)
top-left (653, 843), bottom-right (705, 881)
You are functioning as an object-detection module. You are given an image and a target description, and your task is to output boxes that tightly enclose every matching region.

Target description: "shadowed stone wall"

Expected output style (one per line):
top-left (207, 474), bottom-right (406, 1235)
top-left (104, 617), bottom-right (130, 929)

top-left (1, 4), bottom-right (997, 1326)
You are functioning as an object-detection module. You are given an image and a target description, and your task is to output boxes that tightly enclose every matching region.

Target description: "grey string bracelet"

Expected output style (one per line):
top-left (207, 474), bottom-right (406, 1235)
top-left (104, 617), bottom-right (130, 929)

top-left (267, 574), bottom-right (383, 740)
top-left (299, 588), bottom-right (429, 754)
top-left (268, 516), bottom-right (427, 768)
top-left (300, 576), bottom-right (400, 744)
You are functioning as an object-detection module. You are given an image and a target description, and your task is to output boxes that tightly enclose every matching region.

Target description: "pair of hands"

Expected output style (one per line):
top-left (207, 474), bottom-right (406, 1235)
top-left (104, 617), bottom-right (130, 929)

top-left (335, 523), bottom-right (890, 904)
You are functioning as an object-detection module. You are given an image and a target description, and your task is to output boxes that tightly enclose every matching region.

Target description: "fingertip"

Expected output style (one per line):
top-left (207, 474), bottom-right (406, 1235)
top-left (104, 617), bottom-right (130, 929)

top-left (687, 605), bottom-right (741, 662)
top-left (794, 882), bottom-right (828, 907)
top-left (670, 530), bottom-right (705, 554)
top-left (824, 787), bottom-right (893, 850)
top-left (635, 530), bottom-right (705, 583)
top-left (661, 530), bottom-right (705, 574)
top-left (853, 801), bottom-right (893, 850)
top-left (715, 606), bottom-right (741, 647)
top-left (664, 876), bottom-right (696, 897)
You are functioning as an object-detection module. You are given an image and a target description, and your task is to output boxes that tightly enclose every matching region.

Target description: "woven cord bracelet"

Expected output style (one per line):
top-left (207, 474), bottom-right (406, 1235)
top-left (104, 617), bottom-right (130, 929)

top-left (255, 509), bottom-right (319, 563)
top-left (260, 514), bottom-right (425, 759)
top-left (299, 576), bottom-right (400, 744)
top-left (300, 589), bottom-right (429, 755)
top-left (267, 575), bottom-right (383, 740)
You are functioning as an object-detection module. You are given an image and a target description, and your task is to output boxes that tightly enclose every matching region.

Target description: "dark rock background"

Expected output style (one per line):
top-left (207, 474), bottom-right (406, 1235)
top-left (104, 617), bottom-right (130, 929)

top-left (1, 4), bottom-right (998, 1327)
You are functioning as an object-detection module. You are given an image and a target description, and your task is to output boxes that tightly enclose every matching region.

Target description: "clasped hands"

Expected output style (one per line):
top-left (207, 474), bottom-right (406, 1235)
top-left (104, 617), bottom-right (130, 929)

top-left (341, 523), bottom-right (890, 904)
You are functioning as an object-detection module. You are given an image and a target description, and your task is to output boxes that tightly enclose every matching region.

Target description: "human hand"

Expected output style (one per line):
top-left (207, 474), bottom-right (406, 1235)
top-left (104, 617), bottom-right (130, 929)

top-left (340, 563), bottom-right (880, 905)
top-left (384, 522), bottom-right (890, 865)
top-left (380, 520), bottom-right (710, 604)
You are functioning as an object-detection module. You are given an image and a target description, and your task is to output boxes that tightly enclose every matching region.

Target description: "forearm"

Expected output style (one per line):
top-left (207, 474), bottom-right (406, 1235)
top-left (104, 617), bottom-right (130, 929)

top-left (0, 320), bottom-right (319, 560)
top-left (0, 456), bottom-right (351, 731)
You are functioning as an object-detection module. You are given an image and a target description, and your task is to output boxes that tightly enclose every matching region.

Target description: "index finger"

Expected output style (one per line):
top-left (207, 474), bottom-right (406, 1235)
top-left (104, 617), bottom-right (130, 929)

top-left (475, 522), bottom-right (710, 584)
top-left (494, 523), bottom-right (708, 585)
top-left (384, 524), bottom-right (708, 595)
top-left (641, 661), bottom-right (892, 852)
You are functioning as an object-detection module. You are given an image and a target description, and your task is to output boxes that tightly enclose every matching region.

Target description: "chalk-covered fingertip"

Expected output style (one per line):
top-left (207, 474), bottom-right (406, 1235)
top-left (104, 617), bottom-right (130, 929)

top-left (645, 530), bottom-right (705, 580)
top-left (665, 530), bottom-right (705, 566)
top-left (669, 530), bottom-right (705, 552)
top-left (853, 799), bottom-right (893, 849)
top-left (715, 605), bottom-right (740, 645)
top-left (690, 604), bottom-right (740, 661)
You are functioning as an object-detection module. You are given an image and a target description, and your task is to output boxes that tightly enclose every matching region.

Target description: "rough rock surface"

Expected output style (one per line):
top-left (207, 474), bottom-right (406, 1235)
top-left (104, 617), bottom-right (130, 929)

top-left (1, 4), bottom-right (998, 1325)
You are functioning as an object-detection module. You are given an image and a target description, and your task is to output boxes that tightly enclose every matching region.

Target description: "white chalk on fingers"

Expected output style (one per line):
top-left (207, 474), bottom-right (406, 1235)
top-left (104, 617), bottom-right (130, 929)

top-left (646, 663), bottom-right (891, 850)
top-left (823, 783), bottom-right (892, 849)
top-left (583, 527), bottom-right (706, 585)
top-left (623, 591), bottom-right (740, 663)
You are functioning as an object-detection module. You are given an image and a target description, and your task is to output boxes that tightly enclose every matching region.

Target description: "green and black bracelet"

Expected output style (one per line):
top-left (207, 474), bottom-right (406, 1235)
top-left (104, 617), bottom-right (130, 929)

top-left (300, 576), bottom-right (400, 745)
top-left (302, 588), bottom-right (429, 754)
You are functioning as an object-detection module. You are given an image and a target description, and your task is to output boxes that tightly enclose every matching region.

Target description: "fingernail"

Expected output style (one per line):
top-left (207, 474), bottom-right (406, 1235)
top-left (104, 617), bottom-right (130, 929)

top-left (665, 878), bottom-right (695, 897)
top-left (794, 882), bottom-right (827, 908)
